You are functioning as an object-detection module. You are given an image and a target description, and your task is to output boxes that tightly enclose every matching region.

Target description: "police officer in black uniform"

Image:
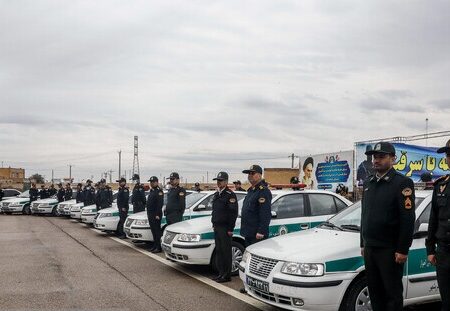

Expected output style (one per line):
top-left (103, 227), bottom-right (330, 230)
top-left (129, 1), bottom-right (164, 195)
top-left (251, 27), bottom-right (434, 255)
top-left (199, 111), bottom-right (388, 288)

top-left (211, 172), bottom-right (239, 283)
top-left (132, 174), bottom-right (146, 214)
top-left (75, 183), bottom-right (84, 203)
top-left (193, 182), bottom-right (202, 192)
top-left (64, 183), bottom-right (73, 201)
top-left (82, 179), bottom-right (96, 206)
top-left (233, 180), bottom-right (246, 192)
top-left (426, 139), bottom-right (450, 311)
top-left (360, 142), bottom-right (416, 311)
top-left (48, 184), bottom-right (57, 197)
top-left (56, 183), bottom-right (65, 203)
top-left (39, 185), bottom-right (48, 199)
top-left (165, 172), bottom-right (186, 225)
top-left (146, 176), bottom-right (164, 253)
top-left (240, 165), bottom-right (272, 247)
top-left (116, 177), bottom-right (129, 238)
top-left (97, 179), bottom-right (111, 210)
top-left (30, 183), bottom-right (39, 202)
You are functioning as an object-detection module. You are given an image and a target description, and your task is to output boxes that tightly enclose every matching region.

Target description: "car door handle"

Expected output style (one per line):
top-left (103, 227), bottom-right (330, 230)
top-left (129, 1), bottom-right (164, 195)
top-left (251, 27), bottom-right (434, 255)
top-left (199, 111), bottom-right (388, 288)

top-left (300, 224), bottom-right (309, 230)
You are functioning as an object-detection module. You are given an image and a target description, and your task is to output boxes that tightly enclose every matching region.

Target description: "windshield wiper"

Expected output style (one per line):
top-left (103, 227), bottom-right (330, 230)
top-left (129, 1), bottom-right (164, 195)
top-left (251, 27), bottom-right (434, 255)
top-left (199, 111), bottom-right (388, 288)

top-left (340, 224), bottom-right (360, 232)
top-left (319, 221), bottom-right (343, 231)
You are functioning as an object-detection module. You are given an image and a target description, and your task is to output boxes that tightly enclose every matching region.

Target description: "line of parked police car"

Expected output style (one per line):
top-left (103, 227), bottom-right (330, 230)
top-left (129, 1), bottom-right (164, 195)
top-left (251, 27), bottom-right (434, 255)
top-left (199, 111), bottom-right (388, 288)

top-left (0, 185), bottom-right (440, 311)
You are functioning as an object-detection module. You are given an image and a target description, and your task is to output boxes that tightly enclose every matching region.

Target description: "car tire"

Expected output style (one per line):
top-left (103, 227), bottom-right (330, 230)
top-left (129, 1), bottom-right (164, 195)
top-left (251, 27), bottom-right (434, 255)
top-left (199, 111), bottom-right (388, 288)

top-left (22, 205), bottom-right (31, 215)
top-left (5, 212), bottom-right (12, 215)
top-left (211, 241), bottom-right (245, 276)
top-left (51, 206), bottom-right (58, 217)
top-left (339, 275), bottom-right (371, 311)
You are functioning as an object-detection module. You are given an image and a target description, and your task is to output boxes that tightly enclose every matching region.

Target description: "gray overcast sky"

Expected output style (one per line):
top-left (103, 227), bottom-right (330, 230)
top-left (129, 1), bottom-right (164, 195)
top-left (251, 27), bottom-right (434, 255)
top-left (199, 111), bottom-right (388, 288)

top-left (1, 0), bottom-right (449, 182)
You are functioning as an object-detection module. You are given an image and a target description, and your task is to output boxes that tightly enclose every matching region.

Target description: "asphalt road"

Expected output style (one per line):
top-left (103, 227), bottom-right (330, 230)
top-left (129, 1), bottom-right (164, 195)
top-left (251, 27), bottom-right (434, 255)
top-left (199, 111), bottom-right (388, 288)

top-left (0, 214), bottom-right (441, 311)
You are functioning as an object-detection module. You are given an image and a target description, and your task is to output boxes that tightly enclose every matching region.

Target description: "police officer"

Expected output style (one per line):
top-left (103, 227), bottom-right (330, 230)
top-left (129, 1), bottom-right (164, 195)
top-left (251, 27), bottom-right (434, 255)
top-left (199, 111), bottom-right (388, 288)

top-left (98, 179), bottom-right (112, 210)
top-left (233, 180), bottom-right (246, 192)
top-left (82, 179), bottom-right (96, 206)
top-left (426, 139), bottom-right (450, 311)
top-left (146, 176), bottom-right (164, 253)
top-left (193, 182), bottom-right (202, 192)
top-left (211, 172), bottom-right (238, 283)
top-left (165, 172), bottom-right (186, 225)
top-left (56, 183), bottom-right (65, 202)
top-left (360, 142), bottom-right (416, 311)
top-left (64, 183), bottom-right (73, 201)
top-left (75, 183), bottom-right (84, 203)
top-left (30, 183), bottom-right (39, 202)
top-left (116, 177), bottom-right (129, 238)
top-left (132, 174), bottom-right (146, 214)
top-left (39, 185), bottom-right (48, 199)
top-left (240, 165), bottom-right (272, 247)
top-left (48, 184), bottom-right (57, 197)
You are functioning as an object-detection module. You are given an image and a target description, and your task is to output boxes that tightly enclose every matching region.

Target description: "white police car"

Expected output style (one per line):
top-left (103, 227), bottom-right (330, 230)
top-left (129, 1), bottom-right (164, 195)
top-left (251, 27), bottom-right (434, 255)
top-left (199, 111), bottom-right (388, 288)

top-left (57, 199), bottom-right (78, 216)
top-left (69, 202), bottom-right (85, 219)
top-left (124, 191), bottom-right (246, 242)
top-left (93, 190), bottom-right (148, 232)
top-left (1, 189), bottom-right (21, 200)
top-left (31, 190), bottom-right (78, 216)
top-left (1, 190), bottom-right (31, 214)
top-left (238, 191), bottom-right (438, 311)
top-left (80, 205), bottom-right (99, 224)
top-left (162, 190), bottom-right (352, 275)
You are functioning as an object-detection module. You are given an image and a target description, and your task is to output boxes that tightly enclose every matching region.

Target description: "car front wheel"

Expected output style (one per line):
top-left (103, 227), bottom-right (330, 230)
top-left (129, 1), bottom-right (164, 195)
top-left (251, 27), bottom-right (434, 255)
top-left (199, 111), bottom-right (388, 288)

top-left (339, 275), bottom-right (372, 311)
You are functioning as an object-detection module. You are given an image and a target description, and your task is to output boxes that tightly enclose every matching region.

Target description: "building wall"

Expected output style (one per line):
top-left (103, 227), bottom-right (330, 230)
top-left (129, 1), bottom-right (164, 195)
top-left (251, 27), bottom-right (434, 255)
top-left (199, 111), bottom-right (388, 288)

top-left (264, 168), bottom-right (299, 185)
top-left (0, 167), bottom-right (25, 189)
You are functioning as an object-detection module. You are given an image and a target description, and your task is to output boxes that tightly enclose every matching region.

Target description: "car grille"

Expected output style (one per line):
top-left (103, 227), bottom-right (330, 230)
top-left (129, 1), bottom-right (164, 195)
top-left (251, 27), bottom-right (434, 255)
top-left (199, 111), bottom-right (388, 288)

top-left (125, 219), bottom-right (134, 228)
top-left (248, 287), bottom-right (292, 306)
top-left (163, 231), bottom-right (176, 244)
top-left (249, 254), bottom-right (278, 279)
top-left (2, 202), bottom-right (10, 207)
top-left (32, 203), bottom-right (40, 208)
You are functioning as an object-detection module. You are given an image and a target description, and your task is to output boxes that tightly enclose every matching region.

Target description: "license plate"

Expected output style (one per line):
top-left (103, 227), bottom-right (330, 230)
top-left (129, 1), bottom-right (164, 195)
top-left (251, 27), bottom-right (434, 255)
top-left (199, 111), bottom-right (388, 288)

top-left (162, 244), bottom-right (171, 253)
top-left (247, 276), bottom-right (269, 293)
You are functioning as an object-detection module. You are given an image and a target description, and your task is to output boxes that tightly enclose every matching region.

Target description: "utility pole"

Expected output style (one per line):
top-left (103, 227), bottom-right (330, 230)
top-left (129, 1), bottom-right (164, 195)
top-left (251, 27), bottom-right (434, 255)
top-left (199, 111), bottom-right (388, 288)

top-left (68, 164), bottom-right (73, 182)
top-left (425, 118), bottom-right (429, 146)
top-left (132, 136), bottom-right (140, 176)
top-left (289, 153), bottom-right (299, 168)
top-left (107, 170), bottom-right (114, 183)
top-left (51, 169), bottom-right (54, 183)
top-left (118, 150), bottom-right (122, 179)
top-left (206, 171), bottom-right (209, 184)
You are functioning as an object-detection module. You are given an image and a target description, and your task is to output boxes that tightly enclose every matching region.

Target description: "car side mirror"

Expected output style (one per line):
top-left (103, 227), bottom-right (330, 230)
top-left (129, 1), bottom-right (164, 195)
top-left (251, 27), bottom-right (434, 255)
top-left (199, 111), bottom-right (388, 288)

top-left (413, 223), bottom-right (429, 239)
top-left (194, 204), bottom-right (206, 211)
top-left (271, 211), bottom-right (277, 218)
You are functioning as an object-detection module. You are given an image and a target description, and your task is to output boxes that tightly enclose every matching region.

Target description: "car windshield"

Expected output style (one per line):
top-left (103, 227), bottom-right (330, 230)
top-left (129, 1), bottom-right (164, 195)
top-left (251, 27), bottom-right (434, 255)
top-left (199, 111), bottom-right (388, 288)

top-left (186, 192), bottom-right (208, 208)
top-left (323, 196), bottom-right (425, 232)
top-left (17, 190), bottom-right (30, 198)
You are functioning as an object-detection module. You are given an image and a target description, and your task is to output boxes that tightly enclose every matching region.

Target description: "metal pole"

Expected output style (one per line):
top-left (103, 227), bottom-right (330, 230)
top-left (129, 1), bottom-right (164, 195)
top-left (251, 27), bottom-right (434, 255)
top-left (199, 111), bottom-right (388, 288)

top-left (118, 150), bottom-right (122, 179)
top-left (425, 118), bottom-right (429, 146)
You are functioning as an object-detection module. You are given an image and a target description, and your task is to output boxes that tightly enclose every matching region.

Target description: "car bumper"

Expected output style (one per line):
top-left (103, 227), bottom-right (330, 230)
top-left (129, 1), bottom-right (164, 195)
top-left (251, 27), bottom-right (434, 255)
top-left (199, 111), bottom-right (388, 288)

top-left (2, 206), bottom-right (24, 213)
top-left (31, 207), bottom-right (54, 214)
top-left (70, 211), bottom-right (82, 219)
top-left (125, 226), bottom-right (154, 241)
top-left (161, 240), bottom-right (214, 265)
top-left (81, 214), bottom-right (96, 224)
top-left (94, 216), bottom-right (119, 231)
top-left (239, 267), bottom-right (352, 311)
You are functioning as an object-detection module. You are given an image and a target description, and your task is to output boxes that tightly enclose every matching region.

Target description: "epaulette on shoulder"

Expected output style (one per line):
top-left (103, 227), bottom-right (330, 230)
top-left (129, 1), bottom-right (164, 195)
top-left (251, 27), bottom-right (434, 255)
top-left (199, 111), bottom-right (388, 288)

top-left (434, 175), bottom-right (450, 186)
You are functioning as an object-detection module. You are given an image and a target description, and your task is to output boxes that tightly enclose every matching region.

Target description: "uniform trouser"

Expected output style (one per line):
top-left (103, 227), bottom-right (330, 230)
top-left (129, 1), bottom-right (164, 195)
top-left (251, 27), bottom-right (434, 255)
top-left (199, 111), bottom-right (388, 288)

top-left (244, 236), bottom-right (265, 247)
top-left (214, 226), bottom-right (232, 278)
top-left (149, 217), bottom-right (162, 250)
top-left (364, 247), bottom-right (404, 311)
top-left (436, 249), bottom-right (450, 311)
top-left (166, 213), bottom-right (182, 225)
top-left (117, 209), bottom-right (128, 236)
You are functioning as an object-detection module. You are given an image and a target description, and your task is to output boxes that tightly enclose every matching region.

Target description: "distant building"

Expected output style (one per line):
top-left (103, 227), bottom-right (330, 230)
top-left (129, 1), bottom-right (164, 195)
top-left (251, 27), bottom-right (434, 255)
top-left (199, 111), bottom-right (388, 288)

top-left (0, 167), bottom-right (25, 188)
top-left (264, 168), bottom-right (300, 185)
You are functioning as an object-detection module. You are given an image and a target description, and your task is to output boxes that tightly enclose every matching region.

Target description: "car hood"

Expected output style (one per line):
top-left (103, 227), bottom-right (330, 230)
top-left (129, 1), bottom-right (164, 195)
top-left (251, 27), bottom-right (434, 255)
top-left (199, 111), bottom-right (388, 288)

top-left (246, 228), bottom-right (361, 264)
top-left (165, 215), bottom-right (214, 234)
top-left (61, 199), bottom-right (76, 204)
top-left (80, 204), bottom-right (97, 211)
top-left (3, 197), bottom-right (30, 204)
top-left (34, 198), bottom-right (58, 204)
top-left (128, 211), bottom-right (147, 220)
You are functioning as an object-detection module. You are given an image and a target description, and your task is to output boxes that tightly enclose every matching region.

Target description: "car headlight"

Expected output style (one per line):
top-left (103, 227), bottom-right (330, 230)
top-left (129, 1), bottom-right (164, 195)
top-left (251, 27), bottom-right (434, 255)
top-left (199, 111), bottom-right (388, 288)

top-left (281, 262), bottom-right (324, 277)
top-left (83, 209), bottom-right (94, 213)
top-left (10, 204), bottom-right (23, 208)
top-left (242, 250), bottom-right (250, 263)
top-left (134, 219), bottom-right (148, 226)
top-left (99, 213), bottom-right (112, 218)
top-left (177, 233), bottom-right (201, 242)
